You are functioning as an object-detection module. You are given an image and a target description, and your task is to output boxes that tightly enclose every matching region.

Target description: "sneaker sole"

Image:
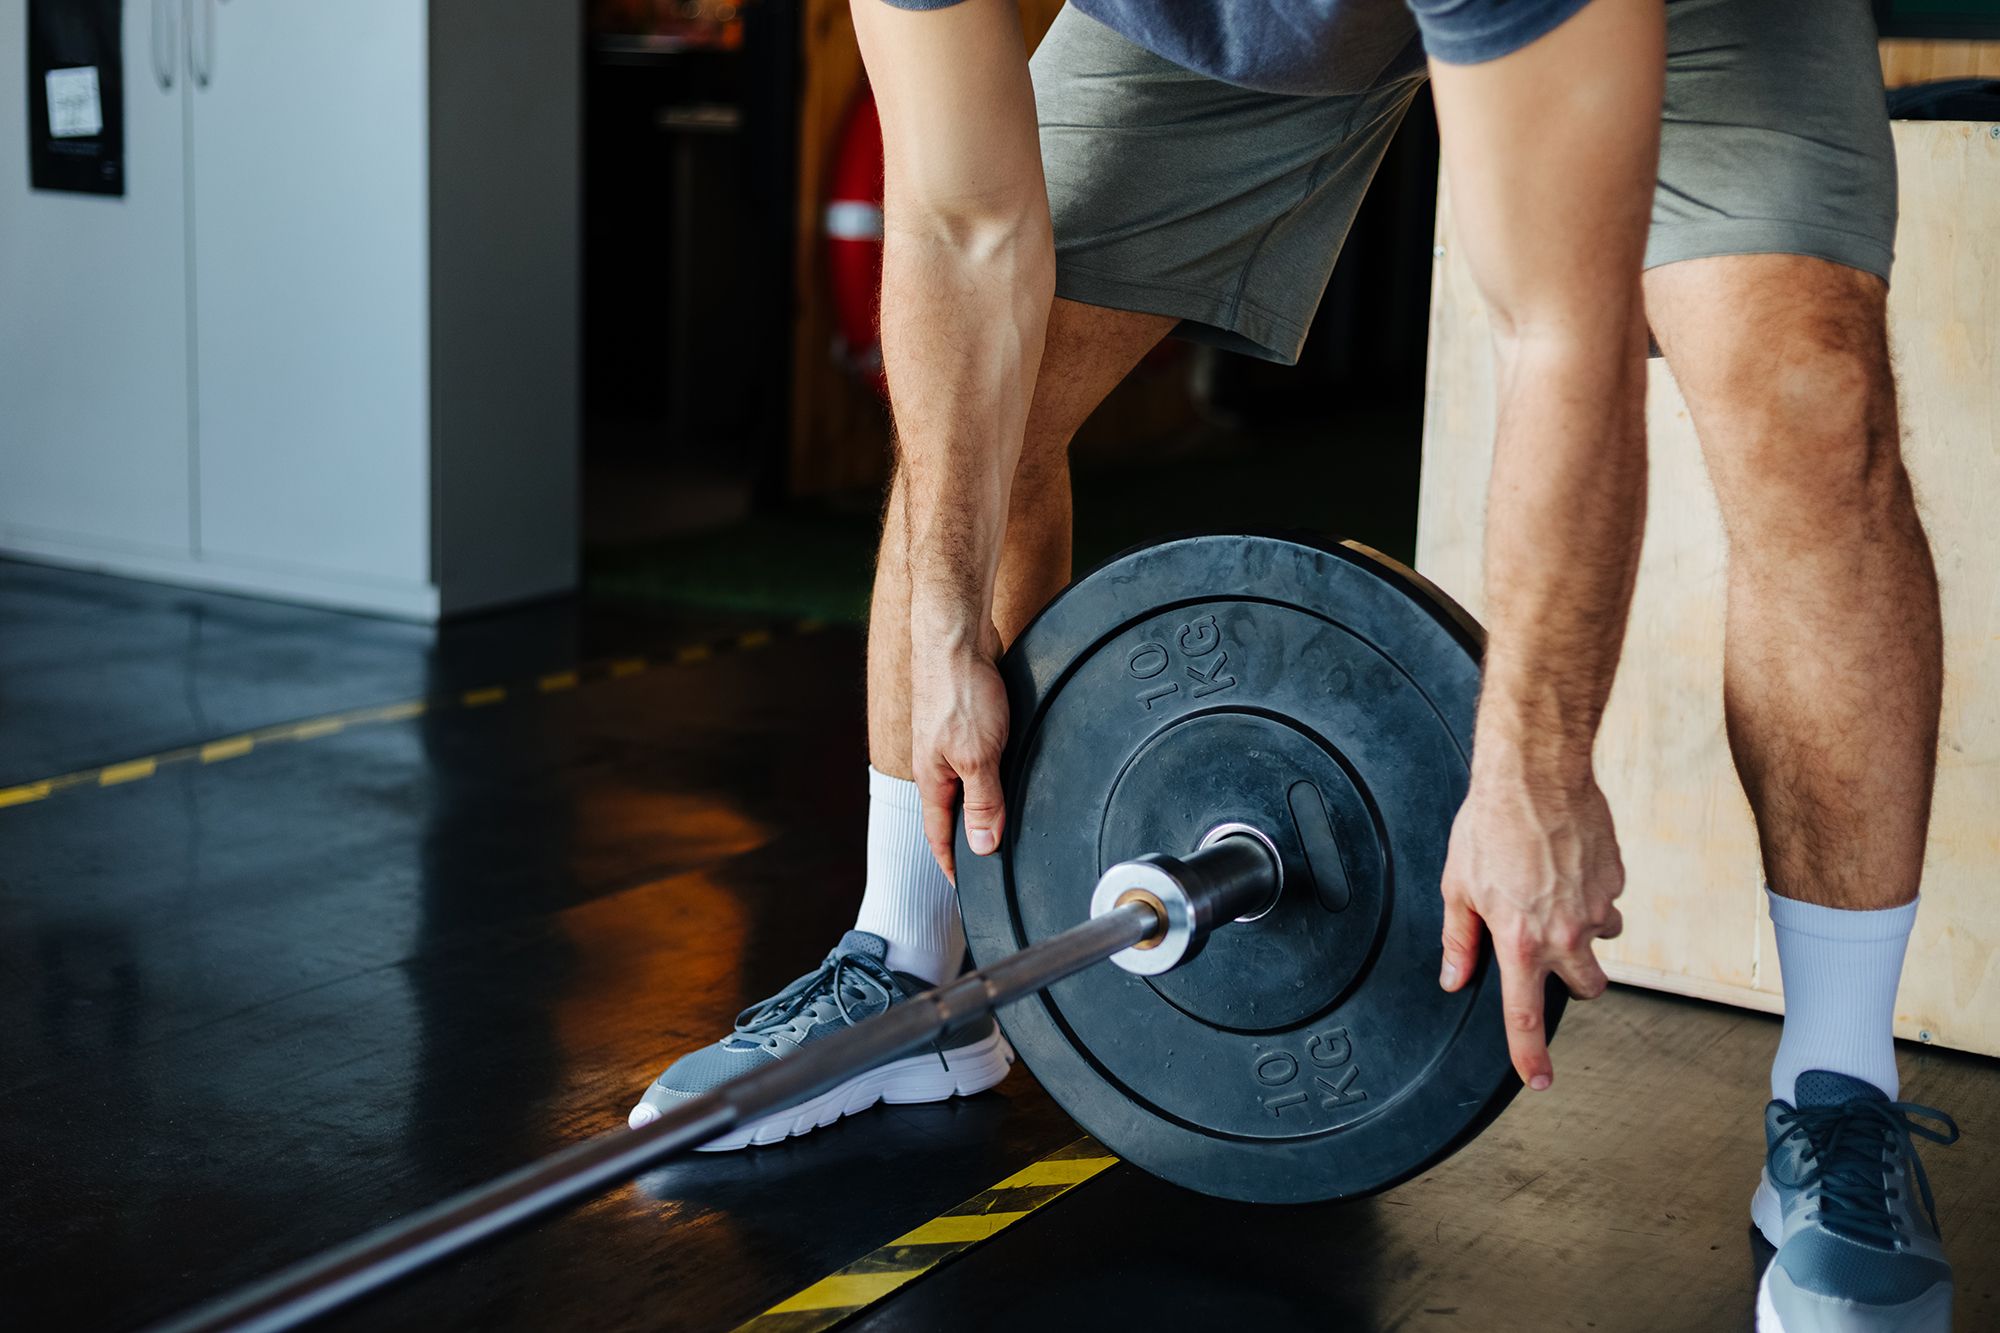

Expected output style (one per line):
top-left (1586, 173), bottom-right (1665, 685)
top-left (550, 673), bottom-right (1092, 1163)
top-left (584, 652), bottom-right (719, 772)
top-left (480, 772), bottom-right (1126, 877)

top-left (1750, 1171), bottom-right (1783, 1249)
top-left (1756, 1263), bottom-right (1952, 1333)
top-left (1752, 1173), bottom-right (1953, 1333)
top-left (1752, 1173), bottom-right (1787, 1333)
top-left (635, 1029), bottom-right (1016, 1151)
top-left (1755, 1271), bottom-right (1784, 1333)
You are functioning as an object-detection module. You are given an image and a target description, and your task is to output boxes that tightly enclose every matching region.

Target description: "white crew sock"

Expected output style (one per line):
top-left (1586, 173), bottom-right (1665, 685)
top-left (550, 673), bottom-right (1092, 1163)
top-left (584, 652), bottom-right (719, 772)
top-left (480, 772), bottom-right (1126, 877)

top-left (853, 766), bottom-right (964, 985)
top-left (1767, 888), bottom-right (1917, 1102)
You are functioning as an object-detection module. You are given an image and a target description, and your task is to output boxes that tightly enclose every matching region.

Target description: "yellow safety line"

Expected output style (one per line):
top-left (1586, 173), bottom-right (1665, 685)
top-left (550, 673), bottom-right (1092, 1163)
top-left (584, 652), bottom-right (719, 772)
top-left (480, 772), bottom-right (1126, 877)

top-left (731, 1138), bottom-right (1117, 1333)
top-left (0, 617), bottom-right (833, 813)
top-left (98, 758), bottom-right (158, 786)
top-left (200, 736), bottom-right (255, 764)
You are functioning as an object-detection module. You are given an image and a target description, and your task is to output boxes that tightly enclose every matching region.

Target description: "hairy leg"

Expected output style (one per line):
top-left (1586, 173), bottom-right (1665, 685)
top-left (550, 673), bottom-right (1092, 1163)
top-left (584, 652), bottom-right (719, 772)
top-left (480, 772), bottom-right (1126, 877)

top-left (1645, 254), bottom-right (1940, 909)
top-left (867, 299), bottom-right (1175, 778)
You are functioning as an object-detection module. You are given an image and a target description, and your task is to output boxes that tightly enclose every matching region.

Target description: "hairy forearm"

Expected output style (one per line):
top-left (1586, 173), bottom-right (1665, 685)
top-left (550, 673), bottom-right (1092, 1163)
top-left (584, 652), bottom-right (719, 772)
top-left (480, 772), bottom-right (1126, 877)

top-left (1425, 0), bottom-right (1663, 788)
top-left (884, 211), bottom-right (1055, 651)
top-left (1477, 319), bottom-right (1649, 779)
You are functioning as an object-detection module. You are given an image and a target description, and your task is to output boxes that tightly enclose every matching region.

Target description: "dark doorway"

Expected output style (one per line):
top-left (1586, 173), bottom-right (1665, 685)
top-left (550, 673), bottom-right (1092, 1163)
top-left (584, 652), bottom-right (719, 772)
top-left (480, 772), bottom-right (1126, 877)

top-left (580, 0), bottom-right (799, 547)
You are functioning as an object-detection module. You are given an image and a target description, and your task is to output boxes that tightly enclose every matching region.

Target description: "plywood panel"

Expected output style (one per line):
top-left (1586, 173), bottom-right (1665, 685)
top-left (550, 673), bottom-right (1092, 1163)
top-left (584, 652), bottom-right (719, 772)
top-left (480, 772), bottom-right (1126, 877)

top-left (1416, 121), bottom-right (2000, 1056)
top-left (1880, 37), bottom-right (2000, 87)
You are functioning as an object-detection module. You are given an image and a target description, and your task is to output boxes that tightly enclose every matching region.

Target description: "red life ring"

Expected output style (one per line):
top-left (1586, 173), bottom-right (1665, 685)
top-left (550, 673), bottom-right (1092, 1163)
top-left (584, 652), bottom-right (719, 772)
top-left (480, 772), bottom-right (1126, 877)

top-left (825, 85), bottom-right (887, 399)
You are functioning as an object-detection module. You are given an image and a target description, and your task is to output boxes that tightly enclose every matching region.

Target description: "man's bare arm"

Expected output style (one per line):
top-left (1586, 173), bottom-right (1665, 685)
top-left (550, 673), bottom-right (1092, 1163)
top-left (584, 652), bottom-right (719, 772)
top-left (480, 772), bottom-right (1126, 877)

top-left (851, 0), bottom-right (1055, 875)
top-left (1429, 0), bottom-right (1664, 1089)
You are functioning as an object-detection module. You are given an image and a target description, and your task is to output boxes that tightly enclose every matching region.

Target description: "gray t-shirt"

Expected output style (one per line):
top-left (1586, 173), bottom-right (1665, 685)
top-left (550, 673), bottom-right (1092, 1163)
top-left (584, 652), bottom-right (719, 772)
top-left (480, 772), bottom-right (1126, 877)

top-left (879, 0), bottom-right (1596, 95)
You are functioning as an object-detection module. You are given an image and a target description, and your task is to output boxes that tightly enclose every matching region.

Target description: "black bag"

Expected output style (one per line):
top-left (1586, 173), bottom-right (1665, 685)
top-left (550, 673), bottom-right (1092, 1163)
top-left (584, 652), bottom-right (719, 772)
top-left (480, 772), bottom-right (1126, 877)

top-left (27, 0), bottom-right (125, 195)
top-left (1887, 78), bottom-right (2000, 122)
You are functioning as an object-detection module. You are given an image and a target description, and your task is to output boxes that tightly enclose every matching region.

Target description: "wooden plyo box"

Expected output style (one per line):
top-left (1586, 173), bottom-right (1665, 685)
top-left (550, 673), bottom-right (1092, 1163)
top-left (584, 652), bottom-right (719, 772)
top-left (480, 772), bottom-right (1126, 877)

top-left (1416, 120), bottom-right (2000, 1057)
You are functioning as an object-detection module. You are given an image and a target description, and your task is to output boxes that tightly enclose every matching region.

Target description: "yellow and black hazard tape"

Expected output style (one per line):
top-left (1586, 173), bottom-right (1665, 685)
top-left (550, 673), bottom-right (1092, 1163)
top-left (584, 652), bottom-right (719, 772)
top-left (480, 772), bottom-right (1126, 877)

top-left (731, 1137), bottom-right (1118, 1333)
top-left (0, 617), bottom-right (829, 812)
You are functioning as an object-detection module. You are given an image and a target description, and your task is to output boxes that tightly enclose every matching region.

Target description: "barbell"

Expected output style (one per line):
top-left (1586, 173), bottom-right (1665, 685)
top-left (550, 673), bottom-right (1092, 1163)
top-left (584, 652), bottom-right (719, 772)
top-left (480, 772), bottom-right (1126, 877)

top-left (151, 533), bottom-right (1560, 1333)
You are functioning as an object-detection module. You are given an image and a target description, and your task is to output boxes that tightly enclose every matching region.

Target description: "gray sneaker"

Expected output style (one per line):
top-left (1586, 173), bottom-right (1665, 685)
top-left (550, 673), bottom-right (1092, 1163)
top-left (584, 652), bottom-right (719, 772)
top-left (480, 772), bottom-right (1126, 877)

top-left (1752, 1070), bottom-right (1961, 1332)
top-left (627, 930), bottom-right (1012, 1149)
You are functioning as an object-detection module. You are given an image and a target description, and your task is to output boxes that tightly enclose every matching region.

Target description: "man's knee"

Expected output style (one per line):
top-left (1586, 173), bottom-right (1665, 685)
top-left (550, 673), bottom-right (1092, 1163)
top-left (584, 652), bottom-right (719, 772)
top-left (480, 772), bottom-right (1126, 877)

top-left (1679, 273), bottom-right (1907, 541)
top-left (1015, 298), bottom-right (1177, 488)
top-left (1744, 337), bottom-right (1898, 503)
top-left (1013, 411), bottom-right (1074, 499)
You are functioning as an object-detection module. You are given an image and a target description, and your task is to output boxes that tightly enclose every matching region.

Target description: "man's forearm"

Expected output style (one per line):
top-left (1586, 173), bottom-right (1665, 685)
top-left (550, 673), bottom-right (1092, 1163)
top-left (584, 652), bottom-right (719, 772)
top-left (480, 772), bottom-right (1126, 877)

top-left (1427, 0), bottom-right (1662, 1082)
top-left (1424, 0), bottom-right (1664, 787)
top-left (1477, 320), bottom-right (1649, 779)
top-left (850, 0), bottom-right (1054, 661)
top-left (884, 213), bottom-right (1055, 654)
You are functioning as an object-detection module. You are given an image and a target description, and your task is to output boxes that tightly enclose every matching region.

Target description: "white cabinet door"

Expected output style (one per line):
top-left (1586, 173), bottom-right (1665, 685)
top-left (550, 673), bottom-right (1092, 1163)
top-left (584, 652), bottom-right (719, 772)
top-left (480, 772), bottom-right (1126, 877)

top-left (187, 0), bottom-right (428, 588)
top-left (0, 0), bottom-right (192, 557)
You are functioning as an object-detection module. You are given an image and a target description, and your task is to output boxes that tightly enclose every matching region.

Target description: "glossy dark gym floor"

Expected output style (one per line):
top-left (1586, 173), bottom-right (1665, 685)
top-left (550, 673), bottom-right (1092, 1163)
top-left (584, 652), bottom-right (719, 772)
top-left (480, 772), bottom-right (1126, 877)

top-left (2, 560), bottom-right (1996, 1333)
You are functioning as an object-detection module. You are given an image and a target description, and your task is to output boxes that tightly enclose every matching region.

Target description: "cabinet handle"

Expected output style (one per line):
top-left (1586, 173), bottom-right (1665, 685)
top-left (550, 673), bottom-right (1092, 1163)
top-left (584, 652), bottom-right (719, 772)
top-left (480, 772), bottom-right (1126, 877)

top-left (188, 0), bottom-right (215, 88)
top-left (151, 0), bottom-right (176, 90)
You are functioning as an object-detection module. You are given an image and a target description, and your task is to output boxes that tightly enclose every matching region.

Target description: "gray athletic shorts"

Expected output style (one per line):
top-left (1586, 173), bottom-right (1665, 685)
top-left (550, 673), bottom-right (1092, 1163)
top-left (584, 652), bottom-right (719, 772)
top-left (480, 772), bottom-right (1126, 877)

top-left (1033, 0), bottom-right (1898, 365)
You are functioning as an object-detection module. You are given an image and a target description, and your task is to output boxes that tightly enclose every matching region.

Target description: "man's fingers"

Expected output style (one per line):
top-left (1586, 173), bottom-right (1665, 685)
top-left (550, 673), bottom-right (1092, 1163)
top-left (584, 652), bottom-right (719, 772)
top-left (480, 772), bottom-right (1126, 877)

top-left (958, 757), bottom-right (1006, 858)
top-left (1554, 949), bottom-right (1610, 1001)
top-left (1499, 959), bottom-right (1553, 1091)
top-left (1440, 894), bottom-right (1482, 992)
top-left (918, 773), bottom-right (961, 886)
top-left (1598, 903), bottom-right (1625, 941)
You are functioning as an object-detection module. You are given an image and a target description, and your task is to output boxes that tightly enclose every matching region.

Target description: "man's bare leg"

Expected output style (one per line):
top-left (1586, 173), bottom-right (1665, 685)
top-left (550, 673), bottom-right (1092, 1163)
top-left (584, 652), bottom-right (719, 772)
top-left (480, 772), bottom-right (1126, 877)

top-left (631, 305), bottom-right (1169, 1129)
top-left (867, 299), bottom-right (1176, 781)
top-left (1646, 253), bottom-right (1939, 1098)
top-left (850, 299), bottom-right (1169, 983)
top-left (1647, 256), bottom-right (1938, 907)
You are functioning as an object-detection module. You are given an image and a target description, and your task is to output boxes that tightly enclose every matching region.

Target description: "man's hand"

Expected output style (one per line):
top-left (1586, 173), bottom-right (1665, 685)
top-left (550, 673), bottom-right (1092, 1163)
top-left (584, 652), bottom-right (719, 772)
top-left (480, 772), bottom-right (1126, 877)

top-left (1426, 0), bottom-right (1662, 1094)
top-left (910, 625), bottom-right (1009, 884)
top-left (1439, 750), bottom-right (1626, 1091)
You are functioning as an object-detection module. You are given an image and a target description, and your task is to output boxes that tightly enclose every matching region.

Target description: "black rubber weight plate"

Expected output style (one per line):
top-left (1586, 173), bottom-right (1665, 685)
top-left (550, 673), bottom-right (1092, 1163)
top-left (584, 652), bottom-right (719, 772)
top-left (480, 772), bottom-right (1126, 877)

top-left (957, 534), bottom-right (1563, 1204)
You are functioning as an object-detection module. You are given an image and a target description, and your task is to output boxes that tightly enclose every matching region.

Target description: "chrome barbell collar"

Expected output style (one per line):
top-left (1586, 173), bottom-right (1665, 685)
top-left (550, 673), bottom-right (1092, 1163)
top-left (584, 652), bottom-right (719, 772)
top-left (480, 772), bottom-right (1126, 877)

top-left (1088, 828), bottom-right (1282, 975)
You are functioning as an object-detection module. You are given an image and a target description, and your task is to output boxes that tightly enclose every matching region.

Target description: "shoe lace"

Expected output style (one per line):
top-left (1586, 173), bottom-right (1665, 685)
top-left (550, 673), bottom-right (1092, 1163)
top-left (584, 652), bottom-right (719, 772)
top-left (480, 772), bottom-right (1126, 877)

top-left (731, 948), bottom-right (901, 1046)
top-left (1769, 1097), bottom-right (1960, 1247)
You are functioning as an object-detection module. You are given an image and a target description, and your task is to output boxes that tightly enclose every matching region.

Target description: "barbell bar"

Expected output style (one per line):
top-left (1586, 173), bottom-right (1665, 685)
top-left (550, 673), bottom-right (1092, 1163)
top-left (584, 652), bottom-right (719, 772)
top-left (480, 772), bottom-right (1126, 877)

top-left (148, 834), bottom-right (1284, 1333)
top-left (151, 531), bottom-right (1557, 1327)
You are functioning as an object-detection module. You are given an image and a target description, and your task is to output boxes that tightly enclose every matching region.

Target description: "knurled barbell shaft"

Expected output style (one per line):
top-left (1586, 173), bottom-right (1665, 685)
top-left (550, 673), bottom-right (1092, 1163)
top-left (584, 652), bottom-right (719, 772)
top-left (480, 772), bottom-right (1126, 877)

top-left (148, 891), bottom-right (1197, 1333)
